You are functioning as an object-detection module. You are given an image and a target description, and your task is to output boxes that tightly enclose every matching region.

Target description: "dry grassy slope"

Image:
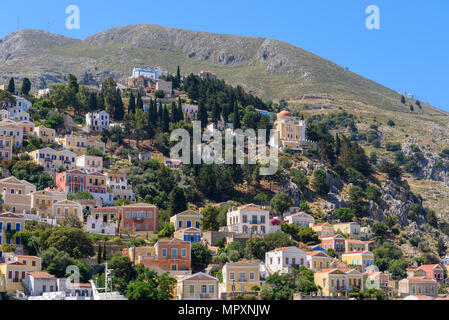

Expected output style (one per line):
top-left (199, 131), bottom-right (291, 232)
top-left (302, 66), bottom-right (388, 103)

top-left (0, 24), bottom-right (444, 116)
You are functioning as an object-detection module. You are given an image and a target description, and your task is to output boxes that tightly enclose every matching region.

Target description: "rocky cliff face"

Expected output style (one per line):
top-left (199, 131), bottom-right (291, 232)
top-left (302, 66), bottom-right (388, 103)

top-left (402, 138), bottom-right (449, 186)
top-left (281, 160), bottom-right (418, 227)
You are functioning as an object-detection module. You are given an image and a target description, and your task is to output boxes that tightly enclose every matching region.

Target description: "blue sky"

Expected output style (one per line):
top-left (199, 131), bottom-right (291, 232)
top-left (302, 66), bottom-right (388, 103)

top-left (0, 0), bottom-right (448, 111)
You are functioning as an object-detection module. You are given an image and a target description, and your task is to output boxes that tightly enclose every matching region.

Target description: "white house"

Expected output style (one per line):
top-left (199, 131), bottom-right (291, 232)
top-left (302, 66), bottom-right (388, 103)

top-left (265, 246), bottom-right (307, 274)
top-left (6, 96), bottom-right (32, 119)
top-left (87, 207), bottom-right (118, 235)
top-left (86, 111), bottom-right (110, 132)
top-left (222, 204), bottom-right (271, 236)
top-left (132, 67), bottom-right (167, 80)
top-left (26, 272), bottom-right (58, 296)
top-left (284, 210), bottom-right (315, 227)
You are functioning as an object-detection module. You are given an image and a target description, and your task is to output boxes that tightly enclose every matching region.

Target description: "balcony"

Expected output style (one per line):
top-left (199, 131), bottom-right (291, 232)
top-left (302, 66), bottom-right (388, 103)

top-left (200, 293), bottom-right (214, 299)
top-left (238, 278), bottom-right (248, 282)
top-left (44, 157), bottom-right (52, 162)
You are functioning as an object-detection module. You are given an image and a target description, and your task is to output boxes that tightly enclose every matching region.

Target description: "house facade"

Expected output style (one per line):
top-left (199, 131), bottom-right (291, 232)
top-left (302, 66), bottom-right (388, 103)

top-left (0, 212), bottom-right (24, 246)
top-left (270, 111), bottom-right (307, 151)
top-left (284, 211), bottom-right (315, 227)
top-left (306, 251), bottom-right (331, 272)
top-left (320, 234), bottom-right (346, 255)
top-left (170, 210), bottom-right (203, 231)
top-left (177, 272), bottom-right (219, 300)
top-left (334, 222), bottom-right (361, 239)
top-left (398, 276), bottom-right (439, 297)
top-left (0, 176), bottom-right (36, 214)
top-left (265, 246), bottom-right (307, 274)
top-left (87, 207), bottom-right (119, 235)
top-left (33, 126), bottom-right (56, 144)
top-left (86, 111), bottom-right (110, 132)
top-left (221, 260), bottom-right (262, 298)
top-left (341, 250), bottom-right (374, 272)
top-left (76, 155), bottom-right (103, 173)
top-left (51, 199), bottom-right (83, 225)
top-left (119, 203), bottom-right (158, 234)
top-left (224, 204), bottom-right (271, 236)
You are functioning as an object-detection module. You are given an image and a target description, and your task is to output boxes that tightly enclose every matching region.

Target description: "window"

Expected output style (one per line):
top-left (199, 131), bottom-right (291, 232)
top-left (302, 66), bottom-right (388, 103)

top-left (182, 249), bottom-right (187, 257)
top-left (171, 248), bottom-right (177, 258)
top-left (201, 285), bottom-right (207, 294)
top-left (249, 272), bottom-right (255, 280)
top-left (162, 249), bottom-right (167, 257)
top-left (189, 285), bottom-right (195, 295)
top-left (229, 272), bottom-right (235, 280)
top-left (209, 285), bottom-right (214, 294)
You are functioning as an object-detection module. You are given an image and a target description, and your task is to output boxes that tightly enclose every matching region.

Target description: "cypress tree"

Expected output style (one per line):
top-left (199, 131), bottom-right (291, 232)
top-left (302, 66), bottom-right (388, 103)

top-left (128, 91), bottom-right (136, 114)
top-left (163, 106), bottom-right (170, 132)
top-left (233, 101), bottom-right (241, 129)
top-left (177, 97), bottom-right (184, 121)
top-left (103, 241), bottom-right (107, 261)
top-left (198, 100), bottom-right (208, 130)
top-left (212, 99), bottom-right (220, 124)
top-left (21, 78), bottom-right (31, 96)
top-left (176, 66), bottom-right (181, 88)
top-left (7, 78), bottom-right (15, 94)
top-left (114, 89), bottom-right (125, 121)
top-left (136, 92), bottom-right (143, 110)
top-left (97, 243), bottom-right (102, 264)
top-left (158, 101), bottom-right (163, 124)
top-left (88, 93), bottom-right (97, 112)
top-left (171, 102), bottom-right (178, 123)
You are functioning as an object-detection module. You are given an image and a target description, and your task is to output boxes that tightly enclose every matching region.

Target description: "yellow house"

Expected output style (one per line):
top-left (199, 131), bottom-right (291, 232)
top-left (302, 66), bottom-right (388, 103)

top-left (31, 189), bottom-right (68, 219)
top-left (176, 272), bottom-right (219, 300)
top-left (3, 253), bottom-right (41, 272)
top-left (341, 250), bottom-right (374, 272)
top-left (16, 111), bottom-right (30, 121)
top-left (0, 110), bottom-right (9, 120)
top-left (312, 223), bottom-right (334, 236)
top-left (345, 239), bottom-right (369, 253)
top-left (0, 135), bottom-right (13, 166)
top-left (334, 222), bottom-right (361, 239)
top-left (51, 199), bottom-right (83, 225)
top-left (272, 110), bottom-right (307, 150)
top-left (61, 135), bottom-right (87, 151)
top-left (0, 261), bottom-right (28, 294)
top-left (170, 210), bottom-right (203, 231)
top-left (306, 251), bottom-right (331, 272)
top-left (0, 176), bottom-right (36, 214)
top-left (314, 268), bottom-right (364, 296)
top-left (124, 246), bottom-right (155, 264)
top-left (87, 138), bottom-right (106, 153)
top-left (30, 147), bottom-right (77, 171)
top-left (0, 119), bottom-right (24, 147)
top-left (17, 120), bottom-right (35, 139)
top-left (33, 126), bottom-right (56, 144)
top-left (221, 260), bottom-right (262, 297)
top-left (0, 212), bottom-right (25, 246)
top-left (151, 151), bottom-right (165, 164)
top-left (105, 171), bottom-right (135, 201)
top-left (76, 155), bottom-right (103, 173)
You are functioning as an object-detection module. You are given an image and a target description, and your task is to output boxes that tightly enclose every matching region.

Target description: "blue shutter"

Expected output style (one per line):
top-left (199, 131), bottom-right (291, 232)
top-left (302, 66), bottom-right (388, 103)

top-left (15, 223), bottom-right (20, 231)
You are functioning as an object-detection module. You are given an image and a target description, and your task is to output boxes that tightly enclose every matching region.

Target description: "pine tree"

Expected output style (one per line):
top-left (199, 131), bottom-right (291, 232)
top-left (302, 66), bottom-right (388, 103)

top-left (233, 101), bottom-right (241, 129)
top-left (136, 92), bottom-right (143, 110)
top-left (128, 91), bottom-right (136, 114)
top-left (7, 78), bottom-right (15, 94)
top-left (410, 104), bottom-right (414, 112)
top-left (169, 187), bottom-right (187, 216)
top-left (21, 78), bottom-right (31, 96)
top-left (401, 95), bottom-right (406, 104)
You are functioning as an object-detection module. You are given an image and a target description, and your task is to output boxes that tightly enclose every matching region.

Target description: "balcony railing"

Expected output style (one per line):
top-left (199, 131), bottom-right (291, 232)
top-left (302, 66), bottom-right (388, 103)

top-left (200, 293), bottom-right (214, 299)
top-left (238, 278), bottom-right (248, 282)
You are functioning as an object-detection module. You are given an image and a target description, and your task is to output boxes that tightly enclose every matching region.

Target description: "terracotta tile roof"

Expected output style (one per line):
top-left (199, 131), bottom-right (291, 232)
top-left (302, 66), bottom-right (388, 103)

top-left (407, 276), bottom-right (436, 282)
top-left (418, 264), bottom-right (441, 271)
top-left (28, 272), bottom-right (55, 279)
top-left (268, 246), bottom-right (298, 253)
top-left (343, 250), bottom-right (372, 255)
top-left (70, 283), bottom-right (92, 287)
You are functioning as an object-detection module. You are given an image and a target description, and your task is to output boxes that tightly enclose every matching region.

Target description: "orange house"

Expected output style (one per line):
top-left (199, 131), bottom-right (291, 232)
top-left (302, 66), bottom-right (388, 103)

top-left (137, 239), bottom-right (191, 275)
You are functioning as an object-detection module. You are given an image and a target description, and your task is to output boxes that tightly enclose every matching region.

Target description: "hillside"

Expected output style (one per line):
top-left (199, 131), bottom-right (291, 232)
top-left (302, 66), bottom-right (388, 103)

top-left (0, 24), bottom-right (444, 117)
